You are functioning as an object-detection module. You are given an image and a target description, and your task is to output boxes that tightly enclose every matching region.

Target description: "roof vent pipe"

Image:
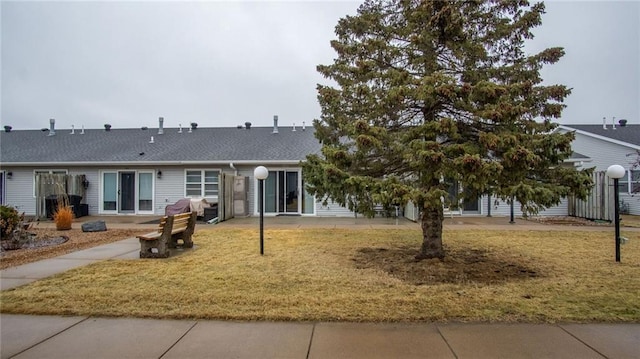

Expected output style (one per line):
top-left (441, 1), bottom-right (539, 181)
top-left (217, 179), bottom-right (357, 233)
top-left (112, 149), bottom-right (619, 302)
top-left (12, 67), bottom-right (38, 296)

top-left (292, 123), bottom-right (296, 132)
top-left (602, 117), bottom-right (607, 130)
top-left (70, 125), bottom-right (75, 134)
top-left (612, 116), bottom-right (616, 130)
top-left (81, 125), bottom-right (85, 135)
top-left (178, 124), bottom-right (182, 133)
top-left (302, 121), bottom-right (306, 131)
top-left (49, 118), bottom-right (56, 136)
top-left (158, 117), bottom-right (164, 135)
top-left (272, 115), bottom-right (279, 134)
top-left (150, 136), bottom-right (154, 143)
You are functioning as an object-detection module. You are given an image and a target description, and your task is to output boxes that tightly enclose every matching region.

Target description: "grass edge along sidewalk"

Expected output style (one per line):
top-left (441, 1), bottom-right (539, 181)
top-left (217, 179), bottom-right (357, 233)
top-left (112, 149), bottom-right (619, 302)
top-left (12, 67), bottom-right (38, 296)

top-left (1, 228), bottom-right (639, 323)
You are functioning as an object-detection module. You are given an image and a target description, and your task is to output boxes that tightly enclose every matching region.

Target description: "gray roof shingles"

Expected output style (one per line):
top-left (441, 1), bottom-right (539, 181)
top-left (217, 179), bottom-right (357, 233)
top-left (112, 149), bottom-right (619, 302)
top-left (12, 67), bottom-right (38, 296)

top-left (562, 124), bottom-right (640, 147)
top-left (0, 126), bottom-right (321, 164)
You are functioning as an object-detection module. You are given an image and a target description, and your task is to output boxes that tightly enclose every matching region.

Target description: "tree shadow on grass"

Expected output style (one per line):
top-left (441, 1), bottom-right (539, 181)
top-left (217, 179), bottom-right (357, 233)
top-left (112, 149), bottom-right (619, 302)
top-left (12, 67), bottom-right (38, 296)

top-left (353, 244), bottom-right (543, 285)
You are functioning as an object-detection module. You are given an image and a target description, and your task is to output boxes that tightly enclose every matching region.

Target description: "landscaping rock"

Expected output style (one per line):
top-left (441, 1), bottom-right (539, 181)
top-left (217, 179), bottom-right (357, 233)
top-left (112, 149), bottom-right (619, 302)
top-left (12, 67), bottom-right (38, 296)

top-left (81, 221), bottom-right (107, 232)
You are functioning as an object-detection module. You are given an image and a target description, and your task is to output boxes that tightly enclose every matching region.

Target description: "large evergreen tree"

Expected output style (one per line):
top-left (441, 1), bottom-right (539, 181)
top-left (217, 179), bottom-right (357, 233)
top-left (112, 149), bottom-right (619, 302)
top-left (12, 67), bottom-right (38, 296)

top-left (303, 0), bottom-right (593, 259)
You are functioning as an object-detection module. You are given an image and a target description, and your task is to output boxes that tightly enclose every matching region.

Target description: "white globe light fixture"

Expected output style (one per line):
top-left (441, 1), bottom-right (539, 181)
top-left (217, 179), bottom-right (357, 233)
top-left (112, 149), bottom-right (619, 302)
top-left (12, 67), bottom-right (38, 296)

top-left (254, 166), bottom-right (269, 180)
top-left (254, 166), bottom-right (269, 255)
top-left (606, 164), bottom-right (625, 179)
top-left (606, 164), bottom-right (625, 262)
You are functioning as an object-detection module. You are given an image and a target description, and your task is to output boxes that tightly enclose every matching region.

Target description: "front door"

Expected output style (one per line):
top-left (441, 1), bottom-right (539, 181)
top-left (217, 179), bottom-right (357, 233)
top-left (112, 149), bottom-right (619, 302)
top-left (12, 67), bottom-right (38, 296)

top-left (119, 172), bottom-right (135, 213)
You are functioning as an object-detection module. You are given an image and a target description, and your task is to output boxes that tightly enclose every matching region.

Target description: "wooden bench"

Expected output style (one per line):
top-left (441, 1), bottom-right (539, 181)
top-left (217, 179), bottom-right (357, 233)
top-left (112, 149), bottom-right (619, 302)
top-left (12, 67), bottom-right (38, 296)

top-left (137, 212), bottom-right (197, 258)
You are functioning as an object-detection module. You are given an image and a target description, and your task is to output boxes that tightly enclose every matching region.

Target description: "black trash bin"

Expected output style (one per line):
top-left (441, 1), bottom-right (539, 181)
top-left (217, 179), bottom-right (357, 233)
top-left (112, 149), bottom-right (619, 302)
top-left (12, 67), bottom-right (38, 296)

top-left (45, 195), bottom-right (59, 219)
top-left (68, 195), bottom-right (83, 218)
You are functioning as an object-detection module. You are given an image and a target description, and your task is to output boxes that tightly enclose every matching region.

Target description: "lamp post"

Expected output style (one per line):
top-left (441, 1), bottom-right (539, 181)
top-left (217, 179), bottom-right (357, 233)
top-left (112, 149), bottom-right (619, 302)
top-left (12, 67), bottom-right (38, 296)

top-left (254, 166), bottom-right (269, 255)
top-left (606, 164), bottom-right (625, 262)
top-left (509, 195), bottom-right (515, 224)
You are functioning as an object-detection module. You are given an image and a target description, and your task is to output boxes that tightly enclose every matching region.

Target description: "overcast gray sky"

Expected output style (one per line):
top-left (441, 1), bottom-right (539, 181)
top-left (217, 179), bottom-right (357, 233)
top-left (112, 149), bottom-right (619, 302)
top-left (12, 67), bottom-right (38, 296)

top-left (1, 1), bottom-right (638, 130)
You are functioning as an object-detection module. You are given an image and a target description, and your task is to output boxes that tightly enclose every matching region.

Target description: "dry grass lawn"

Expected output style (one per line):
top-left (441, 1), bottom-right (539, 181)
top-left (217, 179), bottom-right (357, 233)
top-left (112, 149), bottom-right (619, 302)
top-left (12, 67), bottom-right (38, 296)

top-left (1, 228), bottom-right (639, 323)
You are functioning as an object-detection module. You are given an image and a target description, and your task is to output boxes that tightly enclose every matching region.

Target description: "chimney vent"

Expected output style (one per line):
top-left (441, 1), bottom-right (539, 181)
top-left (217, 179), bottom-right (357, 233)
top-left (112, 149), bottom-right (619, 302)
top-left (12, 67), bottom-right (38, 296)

top-left (49, 118), bottom-right (56, 136)
top-left (245, 122), bottom-right (252, 129)
top-left (158, 117), bottom-right (164, 135)
top-left (104, 124), bottom-right (111, 131)
top-left (619, 119), bottom-right (627, 127)
top-left (4, 125), bottom-right (12, 133)
top-left (272, 115), bottom-right (279, 134)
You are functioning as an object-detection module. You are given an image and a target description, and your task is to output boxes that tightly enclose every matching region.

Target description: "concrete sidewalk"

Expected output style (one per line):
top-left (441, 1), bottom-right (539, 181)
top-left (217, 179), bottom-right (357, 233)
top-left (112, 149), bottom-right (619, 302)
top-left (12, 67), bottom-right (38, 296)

top-left (1, 314), bottom-right (639, 358)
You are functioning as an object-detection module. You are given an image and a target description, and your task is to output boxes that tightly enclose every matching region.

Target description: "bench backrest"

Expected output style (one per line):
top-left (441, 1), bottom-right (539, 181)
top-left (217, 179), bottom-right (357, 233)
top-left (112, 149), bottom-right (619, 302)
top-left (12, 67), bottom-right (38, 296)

top-left (157, 212), bottom-right (193, 233)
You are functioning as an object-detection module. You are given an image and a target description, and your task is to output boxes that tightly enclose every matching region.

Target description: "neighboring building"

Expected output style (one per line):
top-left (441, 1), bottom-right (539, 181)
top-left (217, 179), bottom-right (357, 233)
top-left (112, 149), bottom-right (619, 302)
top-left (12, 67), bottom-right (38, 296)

top-left (0, 117), bottom-right (350, 218)
top-left (558, 122), bottom-right (640, 216)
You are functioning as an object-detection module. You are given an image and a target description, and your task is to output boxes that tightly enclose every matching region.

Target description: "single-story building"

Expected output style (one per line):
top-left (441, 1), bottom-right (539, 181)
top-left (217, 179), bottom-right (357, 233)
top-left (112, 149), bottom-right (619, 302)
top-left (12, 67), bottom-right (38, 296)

top-left (1, 117), bottom-right (638, 220)
top-left (0, 117), bottom-right (351, 219)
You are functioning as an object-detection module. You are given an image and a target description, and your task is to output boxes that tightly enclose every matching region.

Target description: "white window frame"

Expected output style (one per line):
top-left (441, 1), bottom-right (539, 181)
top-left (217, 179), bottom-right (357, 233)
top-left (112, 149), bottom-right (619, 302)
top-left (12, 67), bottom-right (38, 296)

top-left (33, 169), bottom-right (68, 197)
top-left (137, 171), bottom-right (155, 214)
top-left (620, 169), bottom-right (640, 194)
top-left (184, 169), bottom-right (220, 198)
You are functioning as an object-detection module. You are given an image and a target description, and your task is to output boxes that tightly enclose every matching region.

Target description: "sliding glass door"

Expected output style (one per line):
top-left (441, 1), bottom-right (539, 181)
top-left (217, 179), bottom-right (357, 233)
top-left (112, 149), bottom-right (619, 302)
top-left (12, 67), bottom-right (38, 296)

top-left (101, 170), bottom-right (154, 214)
top-left (264, 170), bottom-right (300, 215)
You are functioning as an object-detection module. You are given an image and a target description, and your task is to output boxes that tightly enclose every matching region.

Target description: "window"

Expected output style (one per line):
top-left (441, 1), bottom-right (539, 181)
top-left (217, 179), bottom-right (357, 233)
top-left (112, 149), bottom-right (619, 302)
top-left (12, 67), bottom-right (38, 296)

top-left (138, 172), bottom-right (153, 211)
top-left (618, 170), bottom-right (640, 194)
top-left (185, 170), bottom-right (219, 197)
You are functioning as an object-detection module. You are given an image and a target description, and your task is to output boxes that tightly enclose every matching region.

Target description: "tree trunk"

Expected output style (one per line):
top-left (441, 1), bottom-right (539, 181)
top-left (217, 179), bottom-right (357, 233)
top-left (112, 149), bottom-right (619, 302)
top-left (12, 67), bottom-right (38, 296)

top-left (416, 203), bottom-right (445, 260)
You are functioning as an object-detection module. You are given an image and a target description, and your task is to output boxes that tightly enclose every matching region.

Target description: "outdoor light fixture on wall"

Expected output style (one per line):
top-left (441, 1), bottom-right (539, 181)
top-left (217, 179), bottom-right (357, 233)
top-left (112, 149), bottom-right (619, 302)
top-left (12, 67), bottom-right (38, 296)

top-left (157, 171), bottom-right (162, 179)
top-left (254, 165), bottom-right (269, 255)
top-left (6, 172), bottom-right (12, 179)
top-left (82, 179), bottom-right (90, 189)
top-left (606, 164), bottom-right (625, 262)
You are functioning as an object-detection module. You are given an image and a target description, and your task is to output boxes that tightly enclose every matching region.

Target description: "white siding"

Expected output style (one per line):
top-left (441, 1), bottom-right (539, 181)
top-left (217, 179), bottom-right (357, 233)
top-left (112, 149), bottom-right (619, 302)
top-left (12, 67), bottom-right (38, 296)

top-left (315, 199), bottom-right (355, 217)
top-left (3, 168), bottom-right (37, 214)
top-left (560, 129), bottom-right (637, 171)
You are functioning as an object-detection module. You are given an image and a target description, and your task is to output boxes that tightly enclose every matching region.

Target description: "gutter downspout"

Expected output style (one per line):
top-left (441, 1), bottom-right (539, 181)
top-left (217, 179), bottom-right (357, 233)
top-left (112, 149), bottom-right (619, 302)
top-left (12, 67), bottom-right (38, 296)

top-left (229, 162), bottom-right (238, 176)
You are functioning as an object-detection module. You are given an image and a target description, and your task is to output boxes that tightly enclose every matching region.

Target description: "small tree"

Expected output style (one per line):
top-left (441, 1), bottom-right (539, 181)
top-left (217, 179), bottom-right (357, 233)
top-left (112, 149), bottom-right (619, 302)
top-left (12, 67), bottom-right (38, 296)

top-left (303, 0), bottom-right (593, 260)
